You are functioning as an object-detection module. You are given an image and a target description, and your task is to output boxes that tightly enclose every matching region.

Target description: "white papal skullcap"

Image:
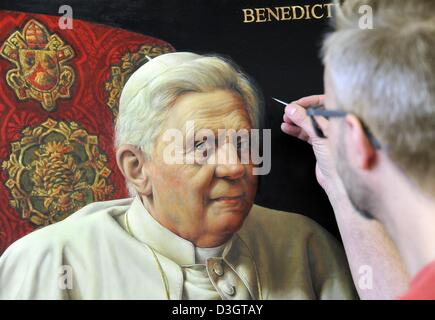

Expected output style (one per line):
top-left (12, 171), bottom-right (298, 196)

top-left (119, 52), bottom-right (202, 109)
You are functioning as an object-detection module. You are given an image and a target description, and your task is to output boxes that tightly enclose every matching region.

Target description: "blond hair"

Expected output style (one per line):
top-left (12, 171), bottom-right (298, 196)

top-left (323, 0), bottom-right (435, 192)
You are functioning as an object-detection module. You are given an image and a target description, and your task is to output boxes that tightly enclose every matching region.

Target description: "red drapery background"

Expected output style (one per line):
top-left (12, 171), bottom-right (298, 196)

top-left (0, 11), bottom-right (175, 254)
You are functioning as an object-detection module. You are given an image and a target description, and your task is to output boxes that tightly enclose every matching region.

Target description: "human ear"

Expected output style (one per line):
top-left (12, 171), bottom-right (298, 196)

top-left (116, 145), bottom-right (152, 196)
top-left (344, 115), bottom-right (377, 170)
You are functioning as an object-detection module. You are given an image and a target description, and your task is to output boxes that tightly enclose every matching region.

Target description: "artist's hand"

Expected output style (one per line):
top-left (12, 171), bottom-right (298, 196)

top-left (281, 95), bottom-right (411, 300)
top-left (280, 95), bottom-right (343, 194)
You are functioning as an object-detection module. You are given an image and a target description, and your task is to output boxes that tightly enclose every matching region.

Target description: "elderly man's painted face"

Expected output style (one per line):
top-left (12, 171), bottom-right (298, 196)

top-left (146, 90), bottom-right (257, 247)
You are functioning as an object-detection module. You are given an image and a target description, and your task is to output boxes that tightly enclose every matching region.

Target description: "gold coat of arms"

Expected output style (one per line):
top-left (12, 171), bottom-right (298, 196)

top-left (0, 19), bottom-right (75, 111)
top-left (1, 119), bottom-right (113, 226)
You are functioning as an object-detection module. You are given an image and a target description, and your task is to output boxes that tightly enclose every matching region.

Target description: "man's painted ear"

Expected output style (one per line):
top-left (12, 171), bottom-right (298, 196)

top-left (116, 145), bottom-right (152, 196)
top-left (344, 114), bottom-right (377, 170)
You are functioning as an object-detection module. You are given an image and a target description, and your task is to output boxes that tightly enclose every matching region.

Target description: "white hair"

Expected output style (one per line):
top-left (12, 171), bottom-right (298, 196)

top-left (114, 54), bottom-right (263, 195)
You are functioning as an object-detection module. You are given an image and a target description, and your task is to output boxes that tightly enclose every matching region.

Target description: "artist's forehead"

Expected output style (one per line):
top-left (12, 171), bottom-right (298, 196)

top-left (166, 90), bottom-right (252, 131)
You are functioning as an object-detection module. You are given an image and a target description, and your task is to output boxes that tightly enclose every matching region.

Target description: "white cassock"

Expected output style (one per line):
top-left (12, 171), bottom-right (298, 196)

top-left (0, 197), bottom-right (357, 299)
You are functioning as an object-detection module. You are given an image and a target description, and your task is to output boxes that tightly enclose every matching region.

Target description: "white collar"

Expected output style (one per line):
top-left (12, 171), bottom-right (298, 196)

top-left (195, 243), bottom-right (227, 265)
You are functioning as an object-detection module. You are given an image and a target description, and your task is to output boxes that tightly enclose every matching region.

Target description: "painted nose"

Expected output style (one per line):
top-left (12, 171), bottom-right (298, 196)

top-left (214, 142), bottom-right (245, 180)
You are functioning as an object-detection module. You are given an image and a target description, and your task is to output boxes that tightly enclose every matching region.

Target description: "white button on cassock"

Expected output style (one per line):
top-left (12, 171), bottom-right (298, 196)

top-left (213, 262), bottom-right (224, 276)
top-left (221, 282), bottom-right (236, 296)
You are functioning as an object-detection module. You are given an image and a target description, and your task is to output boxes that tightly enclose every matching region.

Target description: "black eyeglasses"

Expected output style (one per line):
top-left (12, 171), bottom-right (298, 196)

top-left (307, 106), bottom-right (382, 149)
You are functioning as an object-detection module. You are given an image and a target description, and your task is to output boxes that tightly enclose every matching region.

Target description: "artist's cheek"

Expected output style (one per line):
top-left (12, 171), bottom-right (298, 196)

top-left (326, 126), bottom-right (339, 161)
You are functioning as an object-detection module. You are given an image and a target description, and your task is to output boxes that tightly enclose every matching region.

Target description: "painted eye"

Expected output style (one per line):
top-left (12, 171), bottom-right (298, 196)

top-left (194, 140), bottom-right (211, 163)
top-left (236, 138), bottom-right (249, 150)
top-left (194, 141), bottom-right (207, 151)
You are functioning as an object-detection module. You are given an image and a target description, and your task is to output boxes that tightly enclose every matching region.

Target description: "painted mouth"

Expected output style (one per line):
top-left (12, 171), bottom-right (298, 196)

top-left (211, 195), bottom-right (244, 206)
